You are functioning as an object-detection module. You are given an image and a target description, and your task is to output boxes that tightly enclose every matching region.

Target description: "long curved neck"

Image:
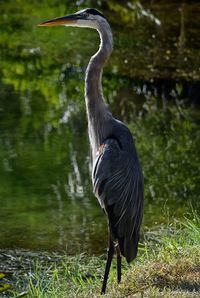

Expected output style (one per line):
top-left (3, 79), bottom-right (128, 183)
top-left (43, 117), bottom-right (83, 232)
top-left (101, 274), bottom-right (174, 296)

top-left (85, 21), bottom-right (113, 158)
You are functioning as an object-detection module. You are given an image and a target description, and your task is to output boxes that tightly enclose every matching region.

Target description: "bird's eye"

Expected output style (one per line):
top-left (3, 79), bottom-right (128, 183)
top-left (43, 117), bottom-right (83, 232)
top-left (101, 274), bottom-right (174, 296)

top-left (83, 12), bottom-right (90, 18)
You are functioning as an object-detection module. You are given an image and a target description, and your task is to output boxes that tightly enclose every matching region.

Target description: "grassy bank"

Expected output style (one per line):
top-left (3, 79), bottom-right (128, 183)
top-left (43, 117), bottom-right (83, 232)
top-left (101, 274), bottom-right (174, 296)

top-left (1, 213), bottom-right (200, 297)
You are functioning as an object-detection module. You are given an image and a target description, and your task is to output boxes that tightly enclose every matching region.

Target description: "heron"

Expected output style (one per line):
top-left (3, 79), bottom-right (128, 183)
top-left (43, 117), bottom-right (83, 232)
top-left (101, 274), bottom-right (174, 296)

top-left (38, 8), bottom-right (144, 294)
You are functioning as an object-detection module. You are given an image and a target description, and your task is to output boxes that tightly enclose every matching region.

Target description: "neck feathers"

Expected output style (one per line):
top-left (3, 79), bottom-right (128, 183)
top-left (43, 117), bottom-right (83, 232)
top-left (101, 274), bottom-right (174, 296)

top-left (85, 20), bottom-right (113, 157)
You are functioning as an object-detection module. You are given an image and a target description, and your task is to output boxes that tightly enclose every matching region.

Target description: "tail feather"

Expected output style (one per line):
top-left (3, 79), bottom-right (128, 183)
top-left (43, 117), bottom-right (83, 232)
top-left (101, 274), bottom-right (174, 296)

top-left (118, 231), bottom-right (139, 263)
top-left (124, 232), bottom-right (139, 263)
top-left (106, 204), bottom-right (140, 263)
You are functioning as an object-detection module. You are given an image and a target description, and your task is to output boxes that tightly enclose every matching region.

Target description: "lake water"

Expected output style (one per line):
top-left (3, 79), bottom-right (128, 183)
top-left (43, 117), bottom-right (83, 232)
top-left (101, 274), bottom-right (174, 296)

top-left (0, 1), bottom-right (199, 255)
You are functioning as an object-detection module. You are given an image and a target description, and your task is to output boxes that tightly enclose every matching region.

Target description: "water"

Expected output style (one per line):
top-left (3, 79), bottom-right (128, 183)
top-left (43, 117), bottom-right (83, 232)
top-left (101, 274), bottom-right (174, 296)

top-left (0, 1), bottom-right (199, 254)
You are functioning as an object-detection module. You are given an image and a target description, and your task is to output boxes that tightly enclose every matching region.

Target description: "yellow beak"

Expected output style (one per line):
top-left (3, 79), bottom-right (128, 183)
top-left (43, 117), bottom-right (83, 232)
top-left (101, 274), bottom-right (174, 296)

top-left (38, 14), bottom-right (78, 27)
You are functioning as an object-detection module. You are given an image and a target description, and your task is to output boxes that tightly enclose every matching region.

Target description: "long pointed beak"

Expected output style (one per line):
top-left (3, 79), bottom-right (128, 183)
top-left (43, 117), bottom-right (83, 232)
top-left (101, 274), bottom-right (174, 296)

top-left (38, 14), bottom-right (78, 27)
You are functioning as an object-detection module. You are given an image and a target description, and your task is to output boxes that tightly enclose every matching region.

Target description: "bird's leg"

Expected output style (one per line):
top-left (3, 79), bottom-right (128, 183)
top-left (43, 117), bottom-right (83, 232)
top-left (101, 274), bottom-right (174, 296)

top-left (101, 232), bottom-right (114, 295)
top-left (116, 243), bottom-right (121, 283)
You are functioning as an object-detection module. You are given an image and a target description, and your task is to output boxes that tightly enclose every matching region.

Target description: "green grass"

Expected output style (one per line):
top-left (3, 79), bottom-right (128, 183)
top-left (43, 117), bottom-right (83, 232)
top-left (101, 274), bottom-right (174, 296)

top-left (1, 213), bottom-right (199, 297)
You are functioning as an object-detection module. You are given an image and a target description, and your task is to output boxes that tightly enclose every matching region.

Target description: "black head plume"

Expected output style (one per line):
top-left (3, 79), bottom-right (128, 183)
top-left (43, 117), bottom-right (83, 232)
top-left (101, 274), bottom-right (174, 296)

top-left (85, 8), bottom-right (106, 19)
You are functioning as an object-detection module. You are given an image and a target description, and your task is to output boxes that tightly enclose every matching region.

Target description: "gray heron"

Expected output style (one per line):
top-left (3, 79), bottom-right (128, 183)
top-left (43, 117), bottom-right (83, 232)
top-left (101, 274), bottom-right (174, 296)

top-left (38, 8), bottom-right (144, 294)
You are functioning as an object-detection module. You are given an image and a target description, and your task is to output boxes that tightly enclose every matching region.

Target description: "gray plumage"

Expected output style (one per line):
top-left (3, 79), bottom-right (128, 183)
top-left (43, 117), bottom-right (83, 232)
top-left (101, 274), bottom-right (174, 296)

top-left (38, 7), bottom-right (144, 294)
top-left (93, 124), bottom-right (144, 263)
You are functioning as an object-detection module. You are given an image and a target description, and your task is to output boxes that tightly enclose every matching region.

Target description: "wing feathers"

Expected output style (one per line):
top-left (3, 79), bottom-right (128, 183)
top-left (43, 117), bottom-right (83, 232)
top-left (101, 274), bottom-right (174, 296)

top-left (93, 138), bottom-right (144, 262)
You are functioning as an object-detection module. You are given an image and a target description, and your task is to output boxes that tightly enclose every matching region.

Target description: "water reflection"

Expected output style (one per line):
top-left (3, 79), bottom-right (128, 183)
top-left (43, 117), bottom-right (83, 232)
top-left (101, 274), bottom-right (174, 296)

top-left (0, 0), bottom-right (199, 254)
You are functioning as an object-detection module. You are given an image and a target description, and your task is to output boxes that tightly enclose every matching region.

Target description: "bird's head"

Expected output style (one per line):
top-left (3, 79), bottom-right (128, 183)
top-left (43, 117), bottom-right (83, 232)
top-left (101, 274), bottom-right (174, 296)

top-left (38, 8), bottom-right (107, 30)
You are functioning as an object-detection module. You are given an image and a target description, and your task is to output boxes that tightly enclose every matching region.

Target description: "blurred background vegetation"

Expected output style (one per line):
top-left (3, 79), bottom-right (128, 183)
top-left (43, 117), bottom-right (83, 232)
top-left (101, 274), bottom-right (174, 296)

top-left (0, 0), bottom-right (199, 254)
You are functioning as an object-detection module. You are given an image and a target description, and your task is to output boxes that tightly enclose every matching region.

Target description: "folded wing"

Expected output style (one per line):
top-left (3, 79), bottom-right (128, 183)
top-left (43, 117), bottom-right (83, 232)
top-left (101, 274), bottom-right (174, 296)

top-left (93, 137), bottom-right (144, 262)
